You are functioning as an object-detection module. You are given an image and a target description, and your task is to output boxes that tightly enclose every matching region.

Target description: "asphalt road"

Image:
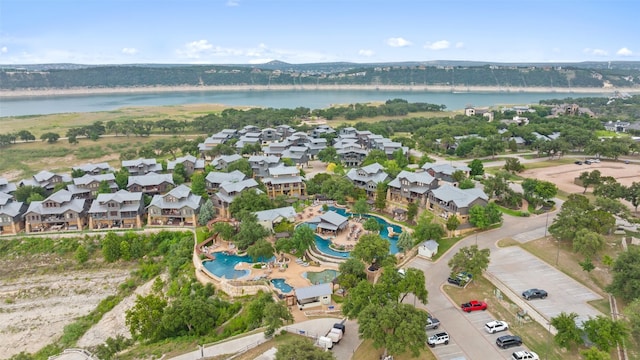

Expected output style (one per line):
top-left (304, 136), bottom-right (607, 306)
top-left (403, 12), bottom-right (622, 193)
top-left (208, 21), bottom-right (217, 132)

top-left (404, 204), bottom-right (604, 360)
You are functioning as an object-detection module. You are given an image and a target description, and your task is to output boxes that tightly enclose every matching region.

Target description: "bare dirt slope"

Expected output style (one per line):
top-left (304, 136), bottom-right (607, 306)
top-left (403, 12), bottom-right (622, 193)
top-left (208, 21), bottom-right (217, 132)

top-left (0, 268), bottom-right (130, 359)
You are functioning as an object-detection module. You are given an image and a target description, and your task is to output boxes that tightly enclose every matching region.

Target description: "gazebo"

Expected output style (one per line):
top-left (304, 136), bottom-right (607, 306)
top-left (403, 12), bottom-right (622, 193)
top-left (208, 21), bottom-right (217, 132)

top-left (309, 210), bottom-right (349, 236)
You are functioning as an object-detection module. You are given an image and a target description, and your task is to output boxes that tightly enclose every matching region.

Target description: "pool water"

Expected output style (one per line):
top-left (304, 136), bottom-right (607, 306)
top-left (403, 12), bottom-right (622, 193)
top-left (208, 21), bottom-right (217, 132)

top-left (304, 269), bottom-right (340, 284)
top-left (313, 206), bottom-right (402, 256)
top-left (202, 252), bottom-right (252, 280)
top-left (271, 278), bottom-right (294, 293)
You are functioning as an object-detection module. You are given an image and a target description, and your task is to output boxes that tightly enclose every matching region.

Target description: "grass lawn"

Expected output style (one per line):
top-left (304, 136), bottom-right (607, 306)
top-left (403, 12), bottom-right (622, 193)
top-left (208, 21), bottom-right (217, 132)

top-left (352, 338), bottom-right (437, 360)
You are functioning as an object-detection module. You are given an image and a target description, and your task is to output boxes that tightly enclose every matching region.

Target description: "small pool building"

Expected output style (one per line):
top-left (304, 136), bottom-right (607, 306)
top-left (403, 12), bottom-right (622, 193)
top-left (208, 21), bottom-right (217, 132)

top-left (294, 283), bottom-right (333, 310)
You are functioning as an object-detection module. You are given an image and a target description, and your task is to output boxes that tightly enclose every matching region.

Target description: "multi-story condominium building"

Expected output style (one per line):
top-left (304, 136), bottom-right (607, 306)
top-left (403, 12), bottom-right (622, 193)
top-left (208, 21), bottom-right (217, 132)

top-left (213, 178), bottom-right (260, 218)
top-left (0, 177), bottom-right (17, 194)
top-left (248, 155), bottom-right (282, 178)
top-left (205, 170), bottom-right (246, 195)
top-left (147, 184), bottom-right (203, 226)
top-left (387, 170), bottom-right (439, 206)
top-left (24, 190), bottom-right (87, 232)
top-left (88, 190), bottom-right (144, 229)
top-left (346, 163), bottom-right (390, 198)
top-left (167, 154), bottom-right (205, 177)
top-left (427, 185), bottom-right (488, 223)
top-left (421, 163), bottom-right (471, 185)
top-left (121, 158), bottom-right (162, 176)
top-left (261, 165), bottom-right (306, 199)
top-left (18, 170), bottom-right (72, 194)
top-left (281, 146), bottom-right (309, 166)
top-left (67, 173), bottom-right (118, 200)
top-left (126, 173), bottom-right (174, 196)
top-left (211, 154), bottom-right (243, 171)
top-left (0, 192), bottom-right (26, 235)
top-left (72, 162), bottom-right (115, 175)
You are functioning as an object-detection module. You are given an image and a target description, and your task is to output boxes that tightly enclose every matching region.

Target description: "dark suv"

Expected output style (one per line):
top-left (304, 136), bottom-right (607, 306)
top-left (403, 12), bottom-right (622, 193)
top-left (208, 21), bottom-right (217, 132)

top-left (522, 288), bottom-right (548, 300)
top-left (496, 335), bottom-right (522, 349)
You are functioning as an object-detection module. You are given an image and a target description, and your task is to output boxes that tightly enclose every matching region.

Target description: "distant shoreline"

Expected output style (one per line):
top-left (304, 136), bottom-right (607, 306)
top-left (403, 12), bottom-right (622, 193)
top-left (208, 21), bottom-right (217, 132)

top-left (1, 84), bottom-right (639, 98)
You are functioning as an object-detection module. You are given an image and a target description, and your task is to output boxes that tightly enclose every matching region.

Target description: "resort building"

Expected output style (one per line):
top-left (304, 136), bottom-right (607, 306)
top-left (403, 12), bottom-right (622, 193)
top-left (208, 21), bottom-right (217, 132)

top-left (261, 165), bottom-right (306, 199)
top-left (67, 173), bottom-right (118, 200)
top-left (88, 190), bottom-right (144, 229)
top-left (213, 178), bottom-right (261, 218)
top-left (205, 170), bottom-right (246, 195)
top-left (127, 173), bottom-right (174, 196)
top-left (18, 170), bottom-right (71, 194)
top-left (346, 163), bottom-right (390, 199)
top-left (147, 184), bottom-right (203, 226)
top-left (167, 154), bottom-right (205, 177)
top-left (387, 170), bottom-right (438, 206)
top-left (294, 283), bottom-right (333, 310)
top-left (0, 177), bottom-right (17, 194)
top-left (121, 158), bottom-right (162, 176)
top-left (420, 163), bottom-right (471, 185)
top-left (0, 192), bottom-right (26, 235)
top-left (308, 210), bottom-right (349, 236)
top-left (254, 206), bottom-right (297, 232)
top-left (72, 162), bottom-right (115, 175)
top-left (211, 154), bottom-right (243, 171)
top-left (24, 190), bottom-right (87, 232)
top-left (427, 185), bottom-right (489, 223)
top-left (248, 155), bottom-right (282, 178)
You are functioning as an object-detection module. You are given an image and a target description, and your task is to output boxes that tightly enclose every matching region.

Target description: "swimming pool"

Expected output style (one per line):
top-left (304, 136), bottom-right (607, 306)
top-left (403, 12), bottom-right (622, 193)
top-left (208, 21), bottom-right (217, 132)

top-left (271, 278), bottom-right (294, 293)
top-left (202, 252), bottom-right (253, 280)
top-left (315, 206), bottom-right (403, 255)
top-left (304, 269), bottom-right (340, 285)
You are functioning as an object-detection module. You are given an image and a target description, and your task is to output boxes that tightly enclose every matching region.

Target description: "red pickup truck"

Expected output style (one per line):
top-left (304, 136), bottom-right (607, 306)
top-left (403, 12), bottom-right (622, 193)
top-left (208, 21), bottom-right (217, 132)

top-left (461, 300), bottom-right (487, 312)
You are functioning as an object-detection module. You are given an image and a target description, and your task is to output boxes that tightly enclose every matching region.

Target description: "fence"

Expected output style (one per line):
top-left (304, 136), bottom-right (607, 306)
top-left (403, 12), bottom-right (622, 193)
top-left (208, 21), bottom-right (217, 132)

top-left (48, 349), bottom-right (97, 360)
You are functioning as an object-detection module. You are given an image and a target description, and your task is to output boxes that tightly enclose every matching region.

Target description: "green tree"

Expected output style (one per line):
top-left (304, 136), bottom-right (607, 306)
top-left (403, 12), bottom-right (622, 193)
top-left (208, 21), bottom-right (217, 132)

top-left (548, 194), bottom-right (593, 242)
top-left (607, 247), bottom-right (640, 301)
top-left (190, 172), bottom-right (207, 197)
top-left (75, 245), bottom-right (89, 264)
top-left (291, 224), bottom-right (316, 255)
top-left (396, 231), bottom-right (414, 254)
top-left (101, 232), bottom-right (122, 262)
top-left (125, 294), bottom-right (167, 341)
top-left (352, 198), bottom-right (369, 218)
top-left (361, 150), bottom-right (388, 167)
top-left (550, 312), bottom-right (583, 349)
top-left (40, 132), bottom-right (60, 143)
top-left (458, 178), bottom-right (475, 189)
top-left (625, 181), bottom-right (640, 214)
top-left (213, 221), bottom-right (236, 242)
top-left (229, 190), bottom-right (274, 219)
top-left (573, 229), bottom-right (605, 258)
top-left (406, 202), bottom-right (418, 223)
top-left (317, 146), bottom-right (340, 164)
top-left (374, 182), bottom-right (388, 211)
top-left (198, 199), bottom-right (215, 226)
top-left (247, 238), bottom-right (274, 262)
top-left (503, 158), bottom-right (524, 173)
top-left (226, 158), bottom-right (253, 178)
top-left (578, 170), bottom-right (602, 194)
top-left (275, 337), bottom-right (335, 360)
top-left (114, 168), bottom-right (130, 190)
top-left (363, 217), bottom-right (382, 232)
top-left (469, 159), bottom-right (484, 177)
top-left (263, 301), bottom-right (293, 337)
top-left (582, 315), bottom-right (629, 352)
top-left (97, 180), bottom-right (112, 194)
top-left (482, 171), bottom-right (510, 201)
top-left (351, 233), bottom-right (391, 266)
top-left (447, 245), bottom-right (490, 279)
top-left (14, 185), bottom-right (46, 203)
top-left (413, 216), bottom-right (445, 242)
top-left (172, 163), bottom-right (187, 185)
top-left (446, 215), bottom-right (460, 236)
top-left (233, 215), bottom-right (270, 250)
top-left (623, 298), bottom-right (640, 338)
top-left (337, 258), bottom-right (367, 292)
top-left (580, 347), bottom-right (612, 360)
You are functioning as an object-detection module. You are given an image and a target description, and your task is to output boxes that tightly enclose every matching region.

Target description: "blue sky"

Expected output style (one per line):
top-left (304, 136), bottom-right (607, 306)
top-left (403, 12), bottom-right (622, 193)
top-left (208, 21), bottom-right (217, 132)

top-left (0, 0), bottom-right (637, 65)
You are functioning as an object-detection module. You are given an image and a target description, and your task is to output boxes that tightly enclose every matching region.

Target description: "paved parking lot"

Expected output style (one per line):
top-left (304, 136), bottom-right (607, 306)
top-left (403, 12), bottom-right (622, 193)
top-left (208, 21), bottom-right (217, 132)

top-left (488, 246), bottom-right (602, 324)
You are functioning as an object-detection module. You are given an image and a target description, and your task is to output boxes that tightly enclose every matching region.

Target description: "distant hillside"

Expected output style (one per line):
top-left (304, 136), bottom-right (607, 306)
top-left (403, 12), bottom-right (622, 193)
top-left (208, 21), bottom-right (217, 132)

top-left (1, 61), bottom-right (640, 90)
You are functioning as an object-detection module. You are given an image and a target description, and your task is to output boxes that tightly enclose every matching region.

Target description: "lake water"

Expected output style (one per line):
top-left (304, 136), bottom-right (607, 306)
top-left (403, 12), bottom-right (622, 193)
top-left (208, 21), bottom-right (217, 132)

top-left (0, 89), bottom-right (611, 117)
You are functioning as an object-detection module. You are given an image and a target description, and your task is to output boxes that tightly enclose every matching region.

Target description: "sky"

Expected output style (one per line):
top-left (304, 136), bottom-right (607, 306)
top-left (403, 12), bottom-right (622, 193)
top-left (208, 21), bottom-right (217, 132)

top-left (0, 0), bottom-right (638, 65)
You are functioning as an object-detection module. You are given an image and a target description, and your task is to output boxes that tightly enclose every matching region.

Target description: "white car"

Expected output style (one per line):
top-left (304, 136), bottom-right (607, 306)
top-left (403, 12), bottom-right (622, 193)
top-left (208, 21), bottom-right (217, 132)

top-left (511, 351), bottom-right (539, 360)
top-left (484, 320), bottom-right (509, 334)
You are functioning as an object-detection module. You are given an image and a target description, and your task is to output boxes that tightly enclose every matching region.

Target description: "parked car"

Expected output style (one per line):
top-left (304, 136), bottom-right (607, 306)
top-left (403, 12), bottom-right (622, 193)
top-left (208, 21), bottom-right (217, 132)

top-left (574, 161), bottom-right (583, 165)
top-left (447, 272), bottom-right (472, 286)
top-left (496, 335), bottom-right (522, 349)
top-left (522, 288), bottom-right (548, 300)
top-left (461, 300), bottom-right (487, 312)
top-left (333, 323), bottom-right (346, 334)
top-left (427, 332), bottom-right (450, 347)
top-left (584, 160), bottom-right (592, 165)
top-left (425, 315), bottom-right (441, 330)
top-left (511, 350), bottom-right (540, 360)
top-left (318, 336), bottom-right (333, 349)
top-left (326, 327), bottom-right (343, 344)
top-left (484, 320), bottom-right (509, 334)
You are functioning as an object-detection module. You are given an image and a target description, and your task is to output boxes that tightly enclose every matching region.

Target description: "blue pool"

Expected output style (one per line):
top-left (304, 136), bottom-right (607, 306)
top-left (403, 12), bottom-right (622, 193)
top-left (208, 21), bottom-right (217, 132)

top-left (311, 206), bottom-right (403, 257)
top-left (202, 252), bottom-right (252, 280)
top-left (271, 278), bottom-right (294, 293)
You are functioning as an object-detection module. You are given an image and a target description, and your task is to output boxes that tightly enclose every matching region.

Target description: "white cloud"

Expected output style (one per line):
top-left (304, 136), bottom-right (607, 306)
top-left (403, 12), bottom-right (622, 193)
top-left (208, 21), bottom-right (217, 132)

top-left (617, 47), bottom-right (633, 56)
top-left (359, 49), bottom-right (374, 57)
top-left (583, 48), bottom-right (608, 56)
top-left (424, 40), bottom-right (450, 50)
top-left (176, 40), bottom-right (215, 58)
top-left (0, 46), bottom-right (7, 54)
top-left (455, 42), bottom-right (464, 49)
top-left (386, 37), bottom-right (411, 47)
top-left (226, 0), bottom-right (240, 6)
top-left (121, 47), bottom-right (138, 55)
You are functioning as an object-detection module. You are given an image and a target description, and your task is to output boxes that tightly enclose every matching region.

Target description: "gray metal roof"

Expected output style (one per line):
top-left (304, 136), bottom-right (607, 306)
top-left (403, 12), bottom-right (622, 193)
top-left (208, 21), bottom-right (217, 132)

top-left (430, 185), bottom-right (488, 208)
top-left (127, 173), bottom-right (174, 187)
top-left (388, 170), bottom-right (436, 189)
top-left (148, 184), bottom-right (202, 210)
top-left (26, 190), bottom-right (86, 215)
top-left (294, 283), bottom-right (332, 300)
top-left (421, 240), bottom-right (439, 251)
top-left (72, 173), bottom-right (116, 186)
top-left (205, 170), bottom-right (246, 184)
top-left (254, 206), bottom-right (297, 223)
top-left (167, 154), bottom-right (205, 171)
top-left (319, 211), bottom-right (348, 226)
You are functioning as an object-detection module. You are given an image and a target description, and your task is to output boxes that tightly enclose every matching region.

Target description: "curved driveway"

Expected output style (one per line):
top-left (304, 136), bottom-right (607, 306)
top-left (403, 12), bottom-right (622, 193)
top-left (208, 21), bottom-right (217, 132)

top-left (404, 207), bottom-right (603, 360)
